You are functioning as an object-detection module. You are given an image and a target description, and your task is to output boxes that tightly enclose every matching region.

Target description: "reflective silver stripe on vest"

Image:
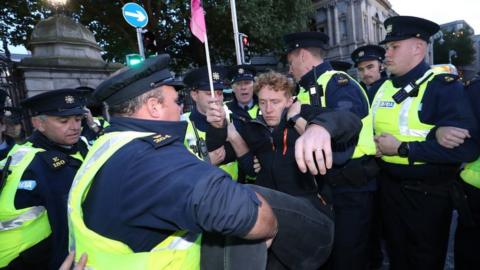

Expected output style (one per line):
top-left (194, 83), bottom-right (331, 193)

top-left (69, 133), bottom-right (145, 214)
top-left (152, 232), bottom-right (197, 252)
top-left (0, 147), bottom-right (33, 168)
top-left (0, 206), bottom-right (46, 231)
top-left (398, 97), bottom-right (430, 137)
top-left (70, 135), bottom-right (124, 190)
top-left (397, 70), bottom-right (435, 138)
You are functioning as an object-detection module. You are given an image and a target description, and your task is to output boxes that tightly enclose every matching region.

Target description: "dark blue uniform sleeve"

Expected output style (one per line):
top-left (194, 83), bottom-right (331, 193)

top-left (119, 142), bottom-right (260, 237)
top-left (325, 74), bottom-right (369, 119)
top-left (409, 77), bottom-right (480, 163)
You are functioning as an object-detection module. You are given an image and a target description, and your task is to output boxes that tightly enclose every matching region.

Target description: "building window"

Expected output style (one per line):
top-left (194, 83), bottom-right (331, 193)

top-left (340, 15), bottom-right (348, 41)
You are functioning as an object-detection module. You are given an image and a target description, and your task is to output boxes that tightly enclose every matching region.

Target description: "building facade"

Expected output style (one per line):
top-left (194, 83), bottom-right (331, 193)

top-left (311, 0), bottom-right (397, 65)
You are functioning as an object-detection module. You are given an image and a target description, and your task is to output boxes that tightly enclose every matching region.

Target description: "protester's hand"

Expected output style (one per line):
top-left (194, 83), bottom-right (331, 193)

top-left (286, 99), bottom-right (301, 120)
top-left (253, 156), bottom-right (261, 173)
top-left (206, 99), bottom-right (226, 128)
top-left (295, 124), bottom-right (332, 175)
top-left (226, 122), bottom-right (240, 142)
top-left (436, 126), bottom-right (470, 149)
top-left (374, 133), bottom-right (401, 156)
top-left (209, 146), bottom-right (226, 165)
top-left (59, 252), bottom-right (87, 270)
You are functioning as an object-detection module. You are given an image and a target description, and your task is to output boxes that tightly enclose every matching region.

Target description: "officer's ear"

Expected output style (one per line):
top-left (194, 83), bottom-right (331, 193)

top-left (31, 116), bottom-right (46, 132)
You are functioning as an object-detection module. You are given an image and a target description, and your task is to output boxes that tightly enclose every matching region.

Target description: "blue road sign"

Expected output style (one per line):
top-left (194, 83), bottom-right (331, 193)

top-left (122, 3), bottom-right (148, 28)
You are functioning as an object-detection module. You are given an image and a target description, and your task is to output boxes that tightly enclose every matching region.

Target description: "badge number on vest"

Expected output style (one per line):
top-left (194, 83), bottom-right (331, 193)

top-left (52, 156), bottom-right (66, 168)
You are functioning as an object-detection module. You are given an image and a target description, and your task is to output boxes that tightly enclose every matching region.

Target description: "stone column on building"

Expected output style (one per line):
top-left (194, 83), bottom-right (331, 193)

top-left (327, 6), bottom-right (334, 46)
top-left (348, 0), bottom-right (357, 43)
top-left (333, 5), bottom-right (341, 44)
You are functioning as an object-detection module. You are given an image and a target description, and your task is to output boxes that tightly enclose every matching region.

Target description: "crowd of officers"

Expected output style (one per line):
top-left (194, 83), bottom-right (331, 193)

top-left (0, 14), bottom-right (479, 270)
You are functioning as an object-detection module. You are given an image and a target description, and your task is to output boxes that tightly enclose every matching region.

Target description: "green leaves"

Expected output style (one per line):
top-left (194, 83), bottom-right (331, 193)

top-left (1, 0), bottom-right (314, 70)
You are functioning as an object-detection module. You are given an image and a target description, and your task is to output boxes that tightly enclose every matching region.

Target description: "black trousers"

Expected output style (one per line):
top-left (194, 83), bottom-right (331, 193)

top-left (323, 190), bottom-right (374, 270)
top-left (454, 180), bottom-right (480, 270)
top-left (380, 171), bottom-right (452, 270)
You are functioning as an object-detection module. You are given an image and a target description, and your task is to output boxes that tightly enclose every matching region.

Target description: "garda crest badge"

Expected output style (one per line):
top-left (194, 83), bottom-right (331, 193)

top-left (65, 95), bottom-right (75, 104)
top-left (358, 51), bottom-right (365, 57)
top-left (238, 68), bottom-right (245, 74)
top-left (212, 72), bottom-right (220, 81)
top-left (386, 24), bottom-right (393, 34)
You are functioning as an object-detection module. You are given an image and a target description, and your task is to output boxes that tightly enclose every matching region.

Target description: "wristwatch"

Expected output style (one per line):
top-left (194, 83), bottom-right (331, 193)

top-left (397, 142), bottom-right (409, 157)
top-left (287, 113), bottom-right (301, 127)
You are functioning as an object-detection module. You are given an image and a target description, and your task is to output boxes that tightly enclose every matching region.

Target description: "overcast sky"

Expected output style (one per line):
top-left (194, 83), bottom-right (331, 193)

top-left (388, 0), bottom-right (479, 34)
top-left (3, 0), bottom-right (479, 54)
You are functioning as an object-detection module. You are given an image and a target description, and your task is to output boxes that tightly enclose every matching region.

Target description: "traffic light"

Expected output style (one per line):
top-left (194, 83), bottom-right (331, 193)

top-left (125, 54), bottom-right (144, 67)
top-left (142, 30), bottom-right (158, 57)
top-left (239, 33), bottom-right (251, 64)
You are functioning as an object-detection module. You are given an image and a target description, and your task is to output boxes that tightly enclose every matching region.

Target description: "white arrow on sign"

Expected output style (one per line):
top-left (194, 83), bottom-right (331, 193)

top-left (124, 10), bottom-right (146, 22)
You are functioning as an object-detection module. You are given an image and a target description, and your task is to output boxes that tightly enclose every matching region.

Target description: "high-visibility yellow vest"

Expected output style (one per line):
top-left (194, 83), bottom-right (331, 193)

top-left (297, 70), bottom-right (376, 158)
top-left (68, 131), bottom-right (201, 270)
top-left (371, 69), bottom-right (441, 165)
top-left (0, 145), bottom-right (51, 267)
top-left (247, 105), bottom-right (259, 119)
top-left (461, 158), bottom-right (480, 189)
top-left (182, 113), bottom-right (239, 180)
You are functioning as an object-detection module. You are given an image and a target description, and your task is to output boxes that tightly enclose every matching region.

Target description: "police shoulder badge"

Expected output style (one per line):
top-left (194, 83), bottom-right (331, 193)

top-left (438, 74), bottom-right (458, 84)
top-left (336, 74), bottom-right (349, 86)
top-left (141, 133), bottom-right (178, 149)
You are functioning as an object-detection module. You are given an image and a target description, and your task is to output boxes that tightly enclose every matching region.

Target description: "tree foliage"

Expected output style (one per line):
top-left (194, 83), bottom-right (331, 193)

top-left (433, 28), bottom-right (476, 67)
top-left (0, 0), bottom-right (313, 70)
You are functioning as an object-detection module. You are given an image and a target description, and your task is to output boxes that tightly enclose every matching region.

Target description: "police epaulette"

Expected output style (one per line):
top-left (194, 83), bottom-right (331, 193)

top-left (140, 133), bottom-right (177, 149)
top-left (436, 74), bottom-right (458, 84)
top-left (38, 151), bottom-right (68, 170)
top-left (335, 74), bottom-right (349, 86)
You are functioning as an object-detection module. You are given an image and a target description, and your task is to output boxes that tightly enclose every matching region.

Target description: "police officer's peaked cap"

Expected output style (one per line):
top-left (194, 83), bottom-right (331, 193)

top-left (21, 89), bottom-right (88, 116)
top-left (283, 32), bottom-right (329, 53)
top-left (329, 60), bottom-right (352, 72)
top-left (183, 66), bottom-right (229, 91)
top-left (94, 54), bottom-right (183, 106)
top-left (351, 45), bottom-right (386, 67)
top-left (228, 65), bottom-right (256, 83)
top-left (380, 16), bottom-right (439, 45)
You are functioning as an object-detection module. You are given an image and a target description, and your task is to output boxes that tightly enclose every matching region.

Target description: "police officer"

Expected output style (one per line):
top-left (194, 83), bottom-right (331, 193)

top-left (0, 89), bottom-right (89, 269)
top-left (441, 74), bottom-right (480, 270)
top-left (226, 64), bottom-right (259, 120)
top-left (182, 66), bottom-right (248, 180)
top-left (284, 32), bottom-right (378, 270)
top-left (371, 16), bottom-right (479, 269)
top-left (69, 54), bottom-right (278, 269)
top-left (351, 45), bottom-right (387, 104)
top-left (223, 65), bottom-right (260, 183)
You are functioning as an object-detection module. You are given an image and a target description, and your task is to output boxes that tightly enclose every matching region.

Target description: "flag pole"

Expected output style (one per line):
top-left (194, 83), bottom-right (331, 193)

top-left (203, 33), bottom-right (215, 98)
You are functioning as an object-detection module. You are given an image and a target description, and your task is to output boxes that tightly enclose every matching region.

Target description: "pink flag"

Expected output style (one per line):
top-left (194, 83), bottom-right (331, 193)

top-left (190, 0), bottom-right (206, 43)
